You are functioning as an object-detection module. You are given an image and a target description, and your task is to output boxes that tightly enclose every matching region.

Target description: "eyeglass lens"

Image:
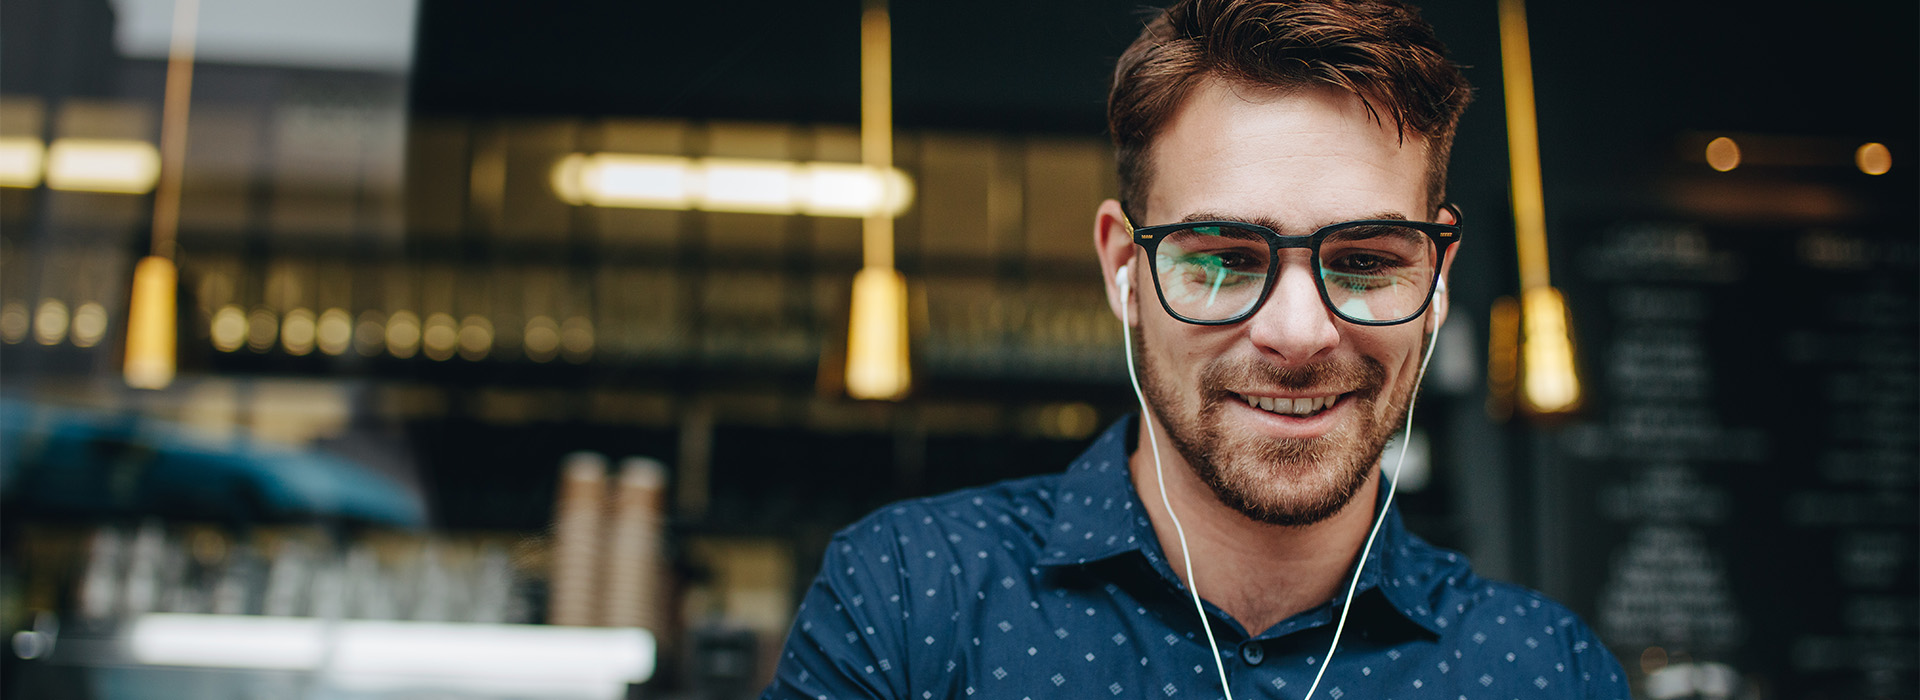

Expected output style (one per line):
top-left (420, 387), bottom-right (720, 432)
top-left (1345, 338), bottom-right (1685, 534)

top-left (1151, 223), bottom-right (1438, 323)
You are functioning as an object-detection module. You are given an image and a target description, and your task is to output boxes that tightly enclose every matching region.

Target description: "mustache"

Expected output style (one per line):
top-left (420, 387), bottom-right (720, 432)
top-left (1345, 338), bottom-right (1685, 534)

top-left (1197, 355), bottom-right (1387, 398)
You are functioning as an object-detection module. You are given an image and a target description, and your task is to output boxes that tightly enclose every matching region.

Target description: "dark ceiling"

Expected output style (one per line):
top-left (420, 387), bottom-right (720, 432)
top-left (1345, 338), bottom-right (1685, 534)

top-left (409, 0), bottom-right (1150, 132)
top-left (410, 0), bottom-right (1917, 141)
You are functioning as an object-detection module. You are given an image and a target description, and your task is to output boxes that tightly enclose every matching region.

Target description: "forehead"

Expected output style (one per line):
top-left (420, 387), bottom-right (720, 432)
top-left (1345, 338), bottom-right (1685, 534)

top-left (1143, 79), bottom-right (1431, 232)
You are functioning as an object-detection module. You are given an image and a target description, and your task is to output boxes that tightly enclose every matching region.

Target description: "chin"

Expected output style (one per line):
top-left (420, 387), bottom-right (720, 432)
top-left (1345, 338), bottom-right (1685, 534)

top-left (1190, 423), bottom-right (1378, 527)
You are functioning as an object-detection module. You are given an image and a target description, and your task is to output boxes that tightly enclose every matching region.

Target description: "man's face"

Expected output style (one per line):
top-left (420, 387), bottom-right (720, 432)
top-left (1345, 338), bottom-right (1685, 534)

top-left (1097, 79), bottom-right (1452, 527)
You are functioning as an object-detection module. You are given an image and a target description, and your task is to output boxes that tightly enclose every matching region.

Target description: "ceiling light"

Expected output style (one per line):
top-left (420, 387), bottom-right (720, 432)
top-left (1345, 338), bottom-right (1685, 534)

top-left (0, 137), bottom-right (44, 188)
top-left (46, 138), bottom-right (161, 193)
top-left (552, 154), bottom-right (911, 218)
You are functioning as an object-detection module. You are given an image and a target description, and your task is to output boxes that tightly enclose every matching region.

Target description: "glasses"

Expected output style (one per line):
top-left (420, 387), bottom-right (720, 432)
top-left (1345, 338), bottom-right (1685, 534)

top-left (1128, 205), bottom-right (1462, 326)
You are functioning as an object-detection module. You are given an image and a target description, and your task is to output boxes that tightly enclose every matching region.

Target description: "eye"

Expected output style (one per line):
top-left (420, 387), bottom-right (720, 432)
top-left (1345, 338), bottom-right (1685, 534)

top-left (1328, 253), bottom-right (1392, 274)
top-left (1212, 251), bottom-right (1261, 269)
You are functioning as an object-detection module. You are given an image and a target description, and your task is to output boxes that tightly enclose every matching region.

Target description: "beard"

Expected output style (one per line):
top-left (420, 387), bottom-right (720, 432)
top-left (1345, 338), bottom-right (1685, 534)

top-left (1134, 327), bottom-right (1417, 527)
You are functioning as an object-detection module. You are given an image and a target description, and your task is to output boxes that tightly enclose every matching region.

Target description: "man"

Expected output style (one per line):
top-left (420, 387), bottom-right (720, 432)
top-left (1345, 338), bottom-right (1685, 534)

top-left (765, 1), bottom-right (1627, 698)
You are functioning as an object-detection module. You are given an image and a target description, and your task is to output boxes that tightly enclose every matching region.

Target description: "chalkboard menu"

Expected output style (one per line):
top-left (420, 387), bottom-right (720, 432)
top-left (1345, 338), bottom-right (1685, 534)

top-left (1553, 221), bottom-right (1918, 698)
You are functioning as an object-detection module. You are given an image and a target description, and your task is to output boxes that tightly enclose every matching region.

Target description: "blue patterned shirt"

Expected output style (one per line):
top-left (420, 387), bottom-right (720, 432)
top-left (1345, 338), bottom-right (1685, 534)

top-left (765, 417), bottom-right (1628, 700)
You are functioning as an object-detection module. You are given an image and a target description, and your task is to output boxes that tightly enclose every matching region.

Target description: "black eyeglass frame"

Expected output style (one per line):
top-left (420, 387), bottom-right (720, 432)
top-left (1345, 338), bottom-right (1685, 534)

top-left (1128, 204), bottom-right (1464, 327)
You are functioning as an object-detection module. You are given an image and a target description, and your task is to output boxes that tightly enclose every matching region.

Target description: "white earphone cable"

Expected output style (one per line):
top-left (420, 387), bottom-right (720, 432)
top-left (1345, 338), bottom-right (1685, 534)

top-left (1300, 313), bottom-right (1441, 700)
top-left (1119, 265), bottom-right (1237, 700)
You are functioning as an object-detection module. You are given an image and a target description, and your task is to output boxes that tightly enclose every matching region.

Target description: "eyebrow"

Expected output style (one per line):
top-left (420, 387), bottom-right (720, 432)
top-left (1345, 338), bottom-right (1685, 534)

top-left (1174, 211), bottom-right (1410, 234)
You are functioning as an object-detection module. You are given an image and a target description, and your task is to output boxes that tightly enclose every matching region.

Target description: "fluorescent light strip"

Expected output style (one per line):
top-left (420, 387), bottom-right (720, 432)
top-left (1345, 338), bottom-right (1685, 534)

top-left (0, 137), bottom-right (45, 188)
top-left (128, 614), bottom-right (655, 698)
top-left (127, 614), bottom-right (323, 670)
top-left (552, 153), bottom-right (912, 218)
top-left (46, 138), bottom-right (163, 194)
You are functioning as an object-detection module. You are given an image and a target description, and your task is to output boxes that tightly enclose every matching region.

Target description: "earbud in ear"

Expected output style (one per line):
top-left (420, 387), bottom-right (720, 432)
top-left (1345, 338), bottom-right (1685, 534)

top-left (1116, 264), bottom-right (1132, 297)
top-left (1436, 276), bottom-right (1447, 294)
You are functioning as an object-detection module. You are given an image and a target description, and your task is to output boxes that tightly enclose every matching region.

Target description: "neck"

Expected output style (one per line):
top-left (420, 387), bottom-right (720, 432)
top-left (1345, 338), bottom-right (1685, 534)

top-left (1129, 416), bottom-right (1382, 636)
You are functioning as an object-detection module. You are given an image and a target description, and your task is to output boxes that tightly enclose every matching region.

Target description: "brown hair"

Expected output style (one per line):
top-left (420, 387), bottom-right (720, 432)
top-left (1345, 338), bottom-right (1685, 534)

top-left (1108, 0), bottom-right (1472, 221)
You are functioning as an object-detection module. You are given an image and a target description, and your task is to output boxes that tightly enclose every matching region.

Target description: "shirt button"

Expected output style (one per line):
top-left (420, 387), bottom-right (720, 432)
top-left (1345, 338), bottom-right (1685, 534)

top-left (1239, 641), bottom-right (1265, 666)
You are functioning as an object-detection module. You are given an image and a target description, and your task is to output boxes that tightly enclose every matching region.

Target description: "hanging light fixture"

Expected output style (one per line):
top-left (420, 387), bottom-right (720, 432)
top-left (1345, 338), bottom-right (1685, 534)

top-left (845, 0), bottom-right (910, 400)
top-left (1497, 0), bottom-right (1581, 416)
top-left (125, 0), bottom-right (200, 390)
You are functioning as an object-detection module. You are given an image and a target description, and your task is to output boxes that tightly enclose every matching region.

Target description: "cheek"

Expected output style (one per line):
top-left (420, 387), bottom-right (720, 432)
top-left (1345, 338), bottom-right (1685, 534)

top-left (1152, 320), bottom-right (1234, 369)
top-left (1357, 329), bottom-right (1427, 379)
top-left (1141, 316), bottom-right (1216, 381)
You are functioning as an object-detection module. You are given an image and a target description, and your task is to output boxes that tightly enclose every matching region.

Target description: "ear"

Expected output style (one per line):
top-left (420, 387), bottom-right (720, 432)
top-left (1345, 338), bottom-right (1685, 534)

top-left (1095, 198), bottom-right (1140, 324)
top-left (1427, 204), bottom-right (1459, 334)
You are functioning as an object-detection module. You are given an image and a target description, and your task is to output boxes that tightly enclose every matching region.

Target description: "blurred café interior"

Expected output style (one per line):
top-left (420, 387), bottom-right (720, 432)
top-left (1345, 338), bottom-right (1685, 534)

top-left (0, 0), bottom-right (1912, 698)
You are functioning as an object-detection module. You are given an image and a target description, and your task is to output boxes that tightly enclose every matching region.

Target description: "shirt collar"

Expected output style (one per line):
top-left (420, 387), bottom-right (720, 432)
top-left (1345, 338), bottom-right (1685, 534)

top-left (1035, 416), bottom-right (1153, 567)
top-left (1036, 415), bottom-right (1450, 637)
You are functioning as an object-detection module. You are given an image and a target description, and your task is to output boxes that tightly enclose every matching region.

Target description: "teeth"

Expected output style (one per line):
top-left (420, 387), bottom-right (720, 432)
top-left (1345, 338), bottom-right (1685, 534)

top-left (1237, 393), bottom-right (1337, 416)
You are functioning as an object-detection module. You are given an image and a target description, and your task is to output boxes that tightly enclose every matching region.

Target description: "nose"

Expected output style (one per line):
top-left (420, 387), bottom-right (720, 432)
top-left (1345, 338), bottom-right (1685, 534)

top-left (1244, 258), bottom-right (1340, 366)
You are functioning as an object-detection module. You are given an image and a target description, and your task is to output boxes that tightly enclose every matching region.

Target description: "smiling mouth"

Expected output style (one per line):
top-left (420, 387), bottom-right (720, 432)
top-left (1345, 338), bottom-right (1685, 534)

top-left (1233, 392), bottom-right (1341, 417)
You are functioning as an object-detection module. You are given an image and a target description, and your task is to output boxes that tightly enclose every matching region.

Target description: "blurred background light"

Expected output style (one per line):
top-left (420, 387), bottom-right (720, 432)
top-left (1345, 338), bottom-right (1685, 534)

top-left (385, 310), bottom-right (421, 358)
top-left (1642, 645), bottom-right (1670, 674)
top-left (328, 621), bottom-right (655, 697)
top-left (0, 136), bottom-right (45, 187)
top-left (1520, 286), bottom-right (1581, 413)
top-left (560, 316), bottom-right (594, 363)
top-left (245, 306), bottom-right (278, 352)
top-left (281, 307), bottom-right (317, 355)
top-left (0, 301), bottom-right (30, 343)
top-left (845, 267), bottom-right (910, 400)
top-left (422, 312), bottom-right (458, 361)
top-left (44, 138), bottom-right (162, 193)
top-left (1498, 0), bottom-right (1582, 418)
top-left (126, 614), bottom-right (655, 692)
top-left (1705, 136), bottom-right (1741, 172)
top-left (70, 302), bottom-right (108, 348)
top-left (33, 299), bottom-right (69, 345)
top-left (701, 159), bottom-right (798, 213)
top-left (124, 257), bottom-right (179, 387)
top-left (1855, 142), bottom-right (1891, 175)
top-left (524, 315), bottom-right (560, 363)
top-left (128, 613), bottom-right (325, 670)
top-left (551, 154), bottom-right (912, 218)
top-left (803, 162), bottom-right (914, 217)
top-left (553, 153), bottom-right (690, 209)
top-left (354, 310), bottom-right (387, 356)
top-left (458, 315), bottom-right (493, 360)
top-left (210, 304), bottom-right (247, 352)
top-left (316, 307), bottom-right (353, 355)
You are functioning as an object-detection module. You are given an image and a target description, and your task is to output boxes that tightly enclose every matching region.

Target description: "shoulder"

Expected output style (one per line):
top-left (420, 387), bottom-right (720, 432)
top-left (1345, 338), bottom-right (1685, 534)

top-left (831, 473), bottom-right (1064, 558)
top-left (1444, 576), bottom-right (1629, 696)
top-left (1390, 535), bottom-right (1629, 697)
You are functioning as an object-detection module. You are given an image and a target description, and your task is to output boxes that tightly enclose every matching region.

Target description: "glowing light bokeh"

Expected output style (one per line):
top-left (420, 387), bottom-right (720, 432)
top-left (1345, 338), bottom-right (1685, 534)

top-left (1856, 142), bottom-right (1891, 175)
top-left (316, 308), bottom-right (353, 356)
top-left (210, 304), bottom-right (248, 352)
top-left (458, 315), bottom-right (493, 360)
top-left (1705, 137), bottom-right (1741, 172)
top-left (386, 310), bottom-right (421, 359)
top-left (45, 138), bottom-right (162, 193)
top-left (552, 154), bottom-right (912, 218)
top-left (422, 312), bottom-right (458, 361)
top-left (33, 299), bottom-right (69, 345)
top-left (71, 302), bottom-right (108, 348)
top-left (281, 308), bottom-right (317, 356)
